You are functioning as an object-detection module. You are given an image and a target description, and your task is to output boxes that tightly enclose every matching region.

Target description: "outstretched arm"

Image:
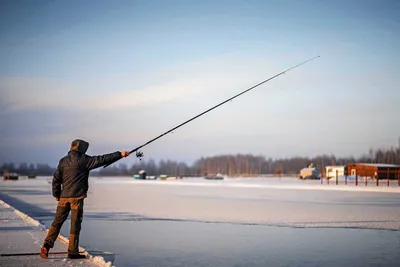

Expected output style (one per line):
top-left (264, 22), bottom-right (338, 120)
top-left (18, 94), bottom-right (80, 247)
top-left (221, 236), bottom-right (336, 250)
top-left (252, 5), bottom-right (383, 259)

top-left (85, 151), bottom-right (130, 170)
top-left (52, 164), bottom-right (62, 199)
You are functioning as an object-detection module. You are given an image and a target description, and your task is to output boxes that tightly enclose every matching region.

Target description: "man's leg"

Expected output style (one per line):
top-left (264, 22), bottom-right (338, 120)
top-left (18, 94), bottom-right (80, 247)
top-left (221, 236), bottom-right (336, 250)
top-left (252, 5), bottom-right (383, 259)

top-left (68, 198), bottom-right (86, 258)
top-left (41, 199), bottom-right (71, 258)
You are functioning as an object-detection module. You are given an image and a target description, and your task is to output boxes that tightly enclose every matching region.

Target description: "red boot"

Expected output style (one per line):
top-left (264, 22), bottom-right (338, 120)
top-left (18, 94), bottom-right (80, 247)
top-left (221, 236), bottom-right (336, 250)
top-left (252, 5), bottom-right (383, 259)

top-left (40, 242), bottom-right (52, 259)
top-left (40, 246), bottom-right (49, 259)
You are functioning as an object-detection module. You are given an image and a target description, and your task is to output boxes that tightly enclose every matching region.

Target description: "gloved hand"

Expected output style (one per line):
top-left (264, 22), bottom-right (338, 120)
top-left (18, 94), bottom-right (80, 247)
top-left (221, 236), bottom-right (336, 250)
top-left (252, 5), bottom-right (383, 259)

top-left (121, 151), bottom-right (130, 157)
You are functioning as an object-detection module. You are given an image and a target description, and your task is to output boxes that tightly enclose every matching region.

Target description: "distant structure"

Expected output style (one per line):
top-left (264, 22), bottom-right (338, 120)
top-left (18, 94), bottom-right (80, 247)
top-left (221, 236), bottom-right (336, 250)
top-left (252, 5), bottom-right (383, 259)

top-left (204, 173), bottom-right (225, 180)
top-left (325, 165), bottom-right (346, 179)
top-left (346, 163), bottom-right (400, 180)
top-left (133, 170), bottom-right (147, 180)
top-left (3, 169), bottom-right (18, 180)
top-left (299, 163), bottom-right (320, 180)
top-left (133, 170), bottom-right (158, 180)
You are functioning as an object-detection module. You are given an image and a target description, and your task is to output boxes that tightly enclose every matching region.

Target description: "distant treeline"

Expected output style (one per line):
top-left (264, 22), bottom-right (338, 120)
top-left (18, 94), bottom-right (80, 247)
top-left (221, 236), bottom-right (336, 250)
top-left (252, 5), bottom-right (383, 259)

top-left (1, 142), bottom-right (400, 177)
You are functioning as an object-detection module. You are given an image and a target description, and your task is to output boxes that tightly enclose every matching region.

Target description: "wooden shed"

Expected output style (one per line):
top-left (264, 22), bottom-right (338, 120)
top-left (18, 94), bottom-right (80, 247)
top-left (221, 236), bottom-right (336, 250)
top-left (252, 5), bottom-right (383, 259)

top-left (346, 163), bottom-right (400, 180)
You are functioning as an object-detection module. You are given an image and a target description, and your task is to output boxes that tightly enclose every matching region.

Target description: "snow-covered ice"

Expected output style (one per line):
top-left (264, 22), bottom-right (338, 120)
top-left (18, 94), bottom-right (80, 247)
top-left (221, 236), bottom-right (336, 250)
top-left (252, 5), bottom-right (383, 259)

top-left (1, 176), bottom-right (399, 267)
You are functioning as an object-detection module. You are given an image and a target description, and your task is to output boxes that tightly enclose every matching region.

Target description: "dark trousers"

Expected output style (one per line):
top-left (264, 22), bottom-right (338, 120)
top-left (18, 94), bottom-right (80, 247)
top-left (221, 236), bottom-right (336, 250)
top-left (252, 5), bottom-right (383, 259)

top-left (43, 198), bottom-right (84, 254)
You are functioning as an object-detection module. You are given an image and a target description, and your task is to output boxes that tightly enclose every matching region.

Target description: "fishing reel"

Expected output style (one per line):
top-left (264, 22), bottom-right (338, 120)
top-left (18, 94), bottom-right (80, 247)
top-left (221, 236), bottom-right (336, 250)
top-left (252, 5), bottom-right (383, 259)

top-left (135, 150), bottom-right (144, 161)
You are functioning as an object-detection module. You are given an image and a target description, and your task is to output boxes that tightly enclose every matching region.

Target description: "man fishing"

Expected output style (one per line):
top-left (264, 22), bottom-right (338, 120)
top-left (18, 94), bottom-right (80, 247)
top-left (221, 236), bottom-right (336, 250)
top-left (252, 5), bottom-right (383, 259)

top-left (40, 139), bottom-right (130, 259)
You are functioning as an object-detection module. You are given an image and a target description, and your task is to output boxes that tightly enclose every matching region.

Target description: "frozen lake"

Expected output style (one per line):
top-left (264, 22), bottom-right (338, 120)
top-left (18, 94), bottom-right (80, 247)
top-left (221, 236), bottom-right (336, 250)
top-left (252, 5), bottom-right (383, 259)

top-left (1, 176), bottom-right (399, 266)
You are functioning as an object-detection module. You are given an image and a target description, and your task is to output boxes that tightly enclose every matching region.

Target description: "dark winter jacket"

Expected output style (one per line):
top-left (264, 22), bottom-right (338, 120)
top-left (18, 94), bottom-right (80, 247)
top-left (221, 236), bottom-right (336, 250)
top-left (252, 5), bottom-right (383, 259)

top-left (52, 150), bottom-right (122, 199)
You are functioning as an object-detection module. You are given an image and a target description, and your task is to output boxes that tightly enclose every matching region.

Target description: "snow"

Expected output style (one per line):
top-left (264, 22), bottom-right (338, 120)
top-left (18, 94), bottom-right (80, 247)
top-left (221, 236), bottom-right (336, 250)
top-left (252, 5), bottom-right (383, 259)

top-left (0, 200), bottom-right (112, 267)
top-left (355, 163), bottom-right (400, 167)
top-left (91, 176), bottom-right (400, 194)
top-left (0, 200), bottom-right (101, 267)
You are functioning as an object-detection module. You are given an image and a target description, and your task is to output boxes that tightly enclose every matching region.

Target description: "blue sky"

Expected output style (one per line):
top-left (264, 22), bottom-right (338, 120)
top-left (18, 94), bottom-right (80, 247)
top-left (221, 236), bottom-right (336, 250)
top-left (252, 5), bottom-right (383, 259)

top-left (1, 0), bottom-right (399, 167)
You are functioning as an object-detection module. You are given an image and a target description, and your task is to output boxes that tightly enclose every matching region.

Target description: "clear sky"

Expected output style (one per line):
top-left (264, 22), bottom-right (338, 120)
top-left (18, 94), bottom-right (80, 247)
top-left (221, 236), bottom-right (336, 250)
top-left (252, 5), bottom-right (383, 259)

top-left (1, 0), bottom-right (399, 167)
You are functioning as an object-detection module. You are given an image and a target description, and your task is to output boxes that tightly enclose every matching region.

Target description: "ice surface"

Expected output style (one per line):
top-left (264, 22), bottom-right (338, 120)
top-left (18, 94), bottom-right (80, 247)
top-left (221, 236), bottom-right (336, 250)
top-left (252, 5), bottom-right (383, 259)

top-left (1, 176), bottom-right (399, 267)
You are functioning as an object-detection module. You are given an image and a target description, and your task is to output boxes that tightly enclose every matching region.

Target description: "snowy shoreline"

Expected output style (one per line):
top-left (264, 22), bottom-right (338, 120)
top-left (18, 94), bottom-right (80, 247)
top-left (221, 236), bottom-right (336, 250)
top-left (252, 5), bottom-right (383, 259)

top-left (0, 199), bottom-right (113, 267)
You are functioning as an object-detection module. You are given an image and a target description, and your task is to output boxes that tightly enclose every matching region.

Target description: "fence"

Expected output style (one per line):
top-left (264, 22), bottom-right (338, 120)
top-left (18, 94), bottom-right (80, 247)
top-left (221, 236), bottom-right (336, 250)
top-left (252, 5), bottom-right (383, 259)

top-left (321, 168), bottom-right (400, 186)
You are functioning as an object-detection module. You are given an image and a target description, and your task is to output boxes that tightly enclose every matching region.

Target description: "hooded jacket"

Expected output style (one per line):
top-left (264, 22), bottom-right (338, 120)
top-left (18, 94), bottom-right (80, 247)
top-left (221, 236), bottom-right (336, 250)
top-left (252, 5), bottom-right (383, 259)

top-left (52, 139), bottom-right (122, 199)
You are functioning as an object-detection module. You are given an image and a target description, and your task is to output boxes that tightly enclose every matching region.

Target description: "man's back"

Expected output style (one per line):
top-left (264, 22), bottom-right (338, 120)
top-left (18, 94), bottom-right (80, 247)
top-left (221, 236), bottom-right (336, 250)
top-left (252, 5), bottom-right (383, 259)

top-left (52, 143), bottom-right (122, 199)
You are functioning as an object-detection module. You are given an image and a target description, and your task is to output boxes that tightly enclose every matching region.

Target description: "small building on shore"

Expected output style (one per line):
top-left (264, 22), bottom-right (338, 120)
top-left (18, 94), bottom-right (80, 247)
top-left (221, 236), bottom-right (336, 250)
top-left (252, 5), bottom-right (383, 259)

top-left (3, 170), bottom-right (19, 180)
top-left (325, 166), bottom-right (346, 179)
top-left (299, 164), bottom-right (320, 180)
top-left (345, 163), bottom-right (400, 180)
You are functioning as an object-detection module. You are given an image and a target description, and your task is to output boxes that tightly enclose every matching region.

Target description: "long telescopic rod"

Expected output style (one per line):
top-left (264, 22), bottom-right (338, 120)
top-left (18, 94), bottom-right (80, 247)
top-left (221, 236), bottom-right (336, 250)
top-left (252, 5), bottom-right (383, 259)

top-left (104, 56), bottom-right (320, 168)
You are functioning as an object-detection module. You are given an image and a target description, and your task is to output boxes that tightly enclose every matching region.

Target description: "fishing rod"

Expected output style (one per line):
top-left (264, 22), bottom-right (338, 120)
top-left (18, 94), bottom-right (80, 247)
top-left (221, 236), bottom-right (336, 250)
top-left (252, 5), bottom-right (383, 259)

top-left (1, 251), bottom-right (85, 256)
top-left (104, 56), bottom-right (320, 168)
